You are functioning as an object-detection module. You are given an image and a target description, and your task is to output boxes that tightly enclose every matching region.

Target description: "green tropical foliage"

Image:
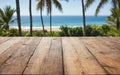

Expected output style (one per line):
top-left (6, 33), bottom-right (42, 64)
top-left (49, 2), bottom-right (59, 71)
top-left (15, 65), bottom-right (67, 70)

top-left (60, 26), bottom-right (83, 36)
top-left (85, 0), bottom-right (120, 29)
top-left (107, 8), bottom-right (120, 25)
top-left (0, 0), bottom-right (120, 37)
top-left (60, 24), bottom-right (120, 37)
top-left (37, 0), bottom-right (68, 36)
top-left (85, 0), bottom-right (120, 15)
top-left (0, 6), bottom-right (15, 30)
top-left (85, 0), bottom-right (95, 9)
top-left (0, 24), bottom-right (120, 37)
top-left (47, 0), bottom-right (63, 36)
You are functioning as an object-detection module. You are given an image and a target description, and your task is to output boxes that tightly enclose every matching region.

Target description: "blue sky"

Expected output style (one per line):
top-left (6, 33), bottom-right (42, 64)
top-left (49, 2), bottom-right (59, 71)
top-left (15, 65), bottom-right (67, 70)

top-left (0, 0), bottom-right (112, 16)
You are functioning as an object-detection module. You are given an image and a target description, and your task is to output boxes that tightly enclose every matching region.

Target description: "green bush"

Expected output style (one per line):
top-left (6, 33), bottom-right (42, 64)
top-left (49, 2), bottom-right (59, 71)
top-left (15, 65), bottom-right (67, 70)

top-left (0, 28), bottom-right (3, 36)
top-left (45, 31), bottom-right (60, 37)
top-left (86, 25), bottom-right (93, 36)
top-left (52, 31), bottom-right (60, 36)
top-left (107, 29), bottom-right (120, 36)
top-left (22, 31), bottom-right (30, 36)
top-left (101, 24), bottom-right (110, 34)
top-left (8, 28), bottom-right (18, 36)
top-left (1, 28), bottom-right (18, 36)
top-left (59, 26), bottom-right (83, 36)
top-left (32, 30), bottom-right (42, 36)
top-left (60, 26), bottom-right (69, 36)
top-left (86, 25), bottom-right (104, 36)
top-left (69, 27), bottom-right (83, 36)
top-left (0, 24), bottom-right (119, 37)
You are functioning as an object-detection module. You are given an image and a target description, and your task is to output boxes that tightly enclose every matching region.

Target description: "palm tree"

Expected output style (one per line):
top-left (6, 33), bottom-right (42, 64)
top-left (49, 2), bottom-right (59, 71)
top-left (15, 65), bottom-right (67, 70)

top-left (81, 0), bottom-right (86, 36)
top-left (29, 0), bottom-right (33, 36)
top-left (49, 0), bottom-right (52, 36)
top-left (85, 0), bottom-right (95, 10)
top-left (16, 0), bottom-right (22, 36)
top-left (46, 0), bottom-right (70, 36)
top-left (0, 6), bottom-right (15, 30)
top-left (107, 16), bottom-right (116, 25)
top-left (37, 0), bottom-right (45, 36)
top-left (46, 0), bottom-right (63, 36)
top-left (37, 0), bottom-right (68, 36)
top-left (107, 8), bottom-right (120, 27)
top-left (85, 0), bottom-right (120, 29)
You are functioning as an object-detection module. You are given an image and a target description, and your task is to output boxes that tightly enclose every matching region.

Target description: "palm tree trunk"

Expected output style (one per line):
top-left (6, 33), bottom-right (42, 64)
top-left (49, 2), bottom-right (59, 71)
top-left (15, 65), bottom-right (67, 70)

top-left (118, 0), bottom-right (120, 29)
top-left (29, 0), bottom-right (33, 36)
top-left (16, 0), bottom-right (22, 36)
top-left (40, 9), bottom-right (45, 36)
top-left (117, 18), bottom-right (120, 29)
top-left (82, 0), bottom-right (86, 36)
top-left (115, 0), bottom-right (120, 30)
top-left (50, 3), bottom-right (52, 36)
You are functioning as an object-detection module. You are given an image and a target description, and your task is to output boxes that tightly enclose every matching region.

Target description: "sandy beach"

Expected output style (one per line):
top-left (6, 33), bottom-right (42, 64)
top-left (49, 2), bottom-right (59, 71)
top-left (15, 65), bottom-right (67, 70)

top-left (10, 27), bottom-right (61, 31)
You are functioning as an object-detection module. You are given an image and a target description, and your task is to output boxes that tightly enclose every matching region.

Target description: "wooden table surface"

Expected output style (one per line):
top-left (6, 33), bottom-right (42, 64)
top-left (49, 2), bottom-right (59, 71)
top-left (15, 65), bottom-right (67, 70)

top-left (0, 37), bottom-right (120, 75)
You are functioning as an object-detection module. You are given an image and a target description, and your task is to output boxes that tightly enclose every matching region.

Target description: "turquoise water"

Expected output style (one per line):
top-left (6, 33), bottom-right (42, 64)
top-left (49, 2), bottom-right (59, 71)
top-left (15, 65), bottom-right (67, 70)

top-left (11, 16), bottom-right (107, 28)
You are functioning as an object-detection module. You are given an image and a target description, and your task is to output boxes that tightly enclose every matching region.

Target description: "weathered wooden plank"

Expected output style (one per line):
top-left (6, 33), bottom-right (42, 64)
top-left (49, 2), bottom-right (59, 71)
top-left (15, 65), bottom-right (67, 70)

top-left (62, 37), bottom-right (83, 75)
top-left (24, 37), bottom-right (63, 75)
top-left (40, 37), bottom-right (63, 75)
top-left (107, 37), bottom-right (120, 44)
top-left (0, 37), bottom-right (119, 75)
top-left (0, 37), bottom-right (24, 55)
top-left (81, 37), bottom-right (120, 74)
top-left (69, 37), bottom-right (107, 74)
top-left (23, 37), bottom-right (52, 74)
top-left (0, 37), bottom-right (11, 44)
top-left (0, 37), bottom-right (29, 67)
top-left (96, 37), bottom-right (120, 50)
top-left (0, 37), bottom-right (41, 74)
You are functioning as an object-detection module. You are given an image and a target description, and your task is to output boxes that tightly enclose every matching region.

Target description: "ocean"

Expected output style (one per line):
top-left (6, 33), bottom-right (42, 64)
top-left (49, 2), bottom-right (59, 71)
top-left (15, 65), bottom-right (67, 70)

top-left (11, 16), bottom-right (107, 28)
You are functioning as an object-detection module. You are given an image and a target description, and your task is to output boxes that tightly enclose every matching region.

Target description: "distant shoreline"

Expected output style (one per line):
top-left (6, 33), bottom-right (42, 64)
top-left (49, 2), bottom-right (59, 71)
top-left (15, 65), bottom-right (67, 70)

top-left (10, 26), bottom-right (61, 31)
top-left (10, 26), bottom-right (81, 31)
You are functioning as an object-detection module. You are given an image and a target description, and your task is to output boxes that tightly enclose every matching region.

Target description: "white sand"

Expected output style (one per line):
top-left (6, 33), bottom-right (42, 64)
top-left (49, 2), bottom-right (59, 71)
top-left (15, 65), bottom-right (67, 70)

top-left (10, 27), bottom-right (61, 31)
top-left (10, 26), bottom-right (81, 31)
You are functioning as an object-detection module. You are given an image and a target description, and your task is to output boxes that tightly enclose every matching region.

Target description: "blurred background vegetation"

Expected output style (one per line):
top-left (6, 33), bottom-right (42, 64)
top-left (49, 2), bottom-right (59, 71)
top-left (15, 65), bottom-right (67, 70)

top-left (0, 24), bottom-right (120, 37)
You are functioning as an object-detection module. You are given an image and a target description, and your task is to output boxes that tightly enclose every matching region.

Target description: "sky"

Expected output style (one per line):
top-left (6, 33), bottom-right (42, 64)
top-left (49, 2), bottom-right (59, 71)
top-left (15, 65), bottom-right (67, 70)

top-left (0, 0), bottom-right (112, 16)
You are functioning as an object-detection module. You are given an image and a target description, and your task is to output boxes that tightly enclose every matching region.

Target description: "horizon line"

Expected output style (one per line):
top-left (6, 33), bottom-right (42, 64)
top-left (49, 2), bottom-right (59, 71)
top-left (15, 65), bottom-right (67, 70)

top-left (13, 15), bottom-right (109, 16)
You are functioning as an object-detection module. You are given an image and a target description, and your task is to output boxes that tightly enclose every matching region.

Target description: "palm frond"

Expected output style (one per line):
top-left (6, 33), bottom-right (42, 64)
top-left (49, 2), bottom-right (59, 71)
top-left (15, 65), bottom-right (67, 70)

top-left (10, 18), bottom-right (17, 23)
top-left (112, 0), bottom-right (118, 8)
top-left (107, 16), bottom-right (116, 24)
top-left (95, 0), bottom-right (109, 16)
top-left (53, 0), bottom-right (63, 12)
top-left (85, 0), bottom-right (95, 10)
top-left (111, 8), bottom-right (120, 18)
top-left (37, 0), bottom-right (45, 10)
top-left (0, 6), bottom-right (15, 30)
top-left (46, 0), bottom-right (51, 15)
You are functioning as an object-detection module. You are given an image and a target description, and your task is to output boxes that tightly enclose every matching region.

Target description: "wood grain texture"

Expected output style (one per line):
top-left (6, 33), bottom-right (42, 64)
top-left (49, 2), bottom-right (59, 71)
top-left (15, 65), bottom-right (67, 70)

top-left (0, 37), bottom-right (41, 74)
top-left (0, 37), bottom-right (119, 75)
top-left (96, 37), bottom-right (120, 50)
top-left (39, 37), bottom-right (63, 75)
top-left (0, 37), bottom-right (23, 55)
top-left (0, 37), bottom-right (29, 67)
top-left (24, 37), bottom-right (63, 75)
top-left (62, 37), bottom-right (83, 75)
top-left (69, 37), bottom-right (107, 74)
top-left (81, 37), bottom-right (120, 74)
top-left (23, 37), bottom-right (52, 74)
top-left (0, 37), bottom-right (11, 44)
